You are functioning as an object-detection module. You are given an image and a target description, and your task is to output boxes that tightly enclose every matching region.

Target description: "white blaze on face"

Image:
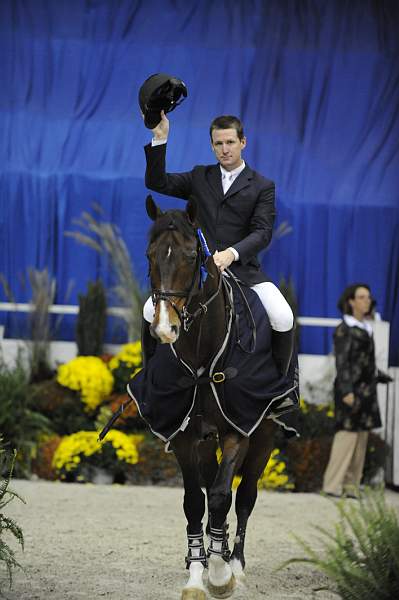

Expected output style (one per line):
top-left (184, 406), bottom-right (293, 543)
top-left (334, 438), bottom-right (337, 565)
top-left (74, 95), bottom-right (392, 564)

top-left (153, 245), bottom-right (178, 342)
top-left (155, 298), bottom-right (178, 343)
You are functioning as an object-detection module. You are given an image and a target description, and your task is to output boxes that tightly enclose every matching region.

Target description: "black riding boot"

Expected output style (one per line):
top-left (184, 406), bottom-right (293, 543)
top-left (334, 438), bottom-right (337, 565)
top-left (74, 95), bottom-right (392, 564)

top-left (271, 327), bottom-right (295, 377)
top-left (141, 318), bottom-right (157, 368)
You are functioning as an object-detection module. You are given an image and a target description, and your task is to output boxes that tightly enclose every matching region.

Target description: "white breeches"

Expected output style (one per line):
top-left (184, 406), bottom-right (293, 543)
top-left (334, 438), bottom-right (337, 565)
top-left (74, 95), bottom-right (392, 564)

top-left (143, 281), bottom-right (293, 332)
top-left (251, 281), bottom-right (294, 332)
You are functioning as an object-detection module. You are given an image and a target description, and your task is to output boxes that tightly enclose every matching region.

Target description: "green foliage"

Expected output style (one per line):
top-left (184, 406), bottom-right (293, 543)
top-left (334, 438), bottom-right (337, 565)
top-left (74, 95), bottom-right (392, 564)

top-left (0, 354), bottom-right (51, 477)
top-left (111, 361), bottom-right (136, 394)
top-left (0, 440), bottom-right (25, 592)
top-left (108, 341), bottom-right (143, 394)
top-left (76, 280), bottom-right (107, 356)
top-left (280, 488), bottom-right (399, 599)
top-left (297, 399), bottom-right (336, 439)
top-left (28, 379), bottom-right (93, 436)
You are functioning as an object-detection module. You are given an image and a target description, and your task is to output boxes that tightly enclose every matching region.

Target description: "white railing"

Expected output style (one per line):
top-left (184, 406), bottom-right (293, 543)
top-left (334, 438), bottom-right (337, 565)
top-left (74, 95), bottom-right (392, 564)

top-left (0, 302), bottom-right (127, 317)
top-left (0, 302), bottom-right (396, 485)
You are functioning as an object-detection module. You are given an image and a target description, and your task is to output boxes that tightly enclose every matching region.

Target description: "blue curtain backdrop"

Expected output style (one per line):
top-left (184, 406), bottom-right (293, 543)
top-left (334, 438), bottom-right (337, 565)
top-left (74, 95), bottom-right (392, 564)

top-left (1, 0), bottom-right (398, 363)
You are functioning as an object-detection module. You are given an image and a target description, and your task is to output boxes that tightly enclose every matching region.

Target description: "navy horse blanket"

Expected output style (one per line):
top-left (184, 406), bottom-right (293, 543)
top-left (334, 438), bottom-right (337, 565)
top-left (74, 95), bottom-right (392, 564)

top-left (127, 281), bottom-right (299, 442)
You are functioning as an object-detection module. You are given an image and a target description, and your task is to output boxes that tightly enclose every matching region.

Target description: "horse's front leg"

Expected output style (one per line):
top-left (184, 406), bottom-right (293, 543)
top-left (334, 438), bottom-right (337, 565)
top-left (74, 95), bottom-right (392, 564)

top-left (171, 432), bottom-right (208, 600)
top-left (230, 420), bottom-right (277, 582)
top-left (197, 437), bottom-right (219, 535)
top-left (207, 431), bottom-right (249, 598)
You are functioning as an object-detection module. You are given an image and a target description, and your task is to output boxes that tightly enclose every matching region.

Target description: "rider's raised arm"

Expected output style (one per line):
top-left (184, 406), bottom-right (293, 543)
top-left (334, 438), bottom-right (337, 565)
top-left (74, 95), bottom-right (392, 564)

top-left (144, 111), bottom-right (193, 200)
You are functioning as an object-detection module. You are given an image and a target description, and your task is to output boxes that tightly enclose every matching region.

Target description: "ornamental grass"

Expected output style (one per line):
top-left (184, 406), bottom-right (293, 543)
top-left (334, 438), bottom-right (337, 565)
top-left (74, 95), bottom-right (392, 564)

top-left (280, 487), bottom-right (399, 599)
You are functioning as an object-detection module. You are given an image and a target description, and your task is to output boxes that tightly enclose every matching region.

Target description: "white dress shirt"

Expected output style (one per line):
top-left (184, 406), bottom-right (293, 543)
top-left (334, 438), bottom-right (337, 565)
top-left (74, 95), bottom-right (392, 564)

top-left (220, 161), bottom-right (246, 194)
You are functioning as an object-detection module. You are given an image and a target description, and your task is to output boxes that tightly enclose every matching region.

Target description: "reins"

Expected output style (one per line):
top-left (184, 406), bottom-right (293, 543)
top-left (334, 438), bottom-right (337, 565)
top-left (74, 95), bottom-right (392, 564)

top-left (225, 268), bottom-right (257, 354)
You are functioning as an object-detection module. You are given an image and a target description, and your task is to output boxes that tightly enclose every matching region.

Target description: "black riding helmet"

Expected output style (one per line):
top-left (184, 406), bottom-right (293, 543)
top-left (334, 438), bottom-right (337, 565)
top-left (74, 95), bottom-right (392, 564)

top-left (138, 73), bottom-right (188, 129)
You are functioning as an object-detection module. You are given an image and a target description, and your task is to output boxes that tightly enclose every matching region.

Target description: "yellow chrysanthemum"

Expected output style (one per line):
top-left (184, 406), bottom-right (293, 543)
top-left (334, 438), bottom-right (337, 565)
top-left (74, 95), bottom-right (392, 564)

top-left (109, 341), bottom-right (142, 372)
top-left (56, 356), bottom-right (114, 411)
top-left (299, 397), bottom-right (309, 413)
top-left (52, 430), bottom-right (144, 474)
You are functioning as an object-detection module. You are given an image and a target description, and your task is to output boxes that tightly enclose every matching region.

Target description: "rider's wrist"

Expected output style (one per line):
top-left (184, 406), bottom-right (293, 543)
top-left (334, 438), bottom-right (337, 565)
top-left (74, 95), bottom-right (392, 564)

top-left (152, 137), bottom-right (168, 146)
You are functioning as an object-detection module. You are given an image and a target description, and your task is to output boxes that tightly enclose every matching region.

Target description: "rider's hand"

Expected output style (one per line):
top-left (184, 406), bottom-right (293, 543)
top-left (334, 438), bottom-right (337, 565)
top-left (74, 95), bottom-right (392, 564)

top-left (151, 110), bottom-right (169, 141)
top-left (342, 393), bottom-right (355, 407)
top-left (376, 369), bottom-right (393, 384)
top-left (213, 249), bottom-right (235, 272)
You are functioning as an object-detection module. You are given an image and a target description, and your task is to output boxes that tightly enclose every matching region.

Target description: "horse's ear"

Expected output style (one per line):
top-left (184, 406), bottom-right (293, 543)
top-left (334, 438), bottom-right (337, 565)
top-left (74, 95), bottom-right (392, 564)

top-left (186, 196), bottom-right (197, 224)
top-left (146, 195), bottom-right (163, 221)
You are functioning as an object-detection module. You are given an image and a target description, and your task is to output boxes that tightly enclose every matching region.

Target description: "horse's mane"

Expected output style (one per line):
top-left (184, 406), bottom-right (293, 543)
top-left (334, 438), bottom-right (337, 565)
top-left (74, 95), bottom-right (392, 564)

top-left (148, 209), bottom-right (197, 244)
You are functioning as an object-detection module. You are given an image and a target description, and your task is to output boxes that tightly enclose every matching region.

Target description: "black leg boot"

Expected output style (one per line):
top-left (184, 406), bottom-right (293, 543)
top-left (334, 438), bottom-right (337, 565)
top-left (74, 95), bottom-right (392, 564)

top-left (271, 327), bottom-right (295, 377)
top-left (141, 318), bottom-right (157, 369)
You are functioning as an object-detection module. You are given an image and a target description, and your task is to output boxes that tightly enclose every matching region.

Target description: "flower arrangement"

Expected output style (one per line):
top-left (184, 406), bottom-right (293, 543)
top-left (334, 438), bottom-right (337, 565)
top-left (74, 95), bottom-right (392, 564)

top-left (257, 448), bottom-right (294, 490)
top-left (282, 398), bottom-right (336, 492)
top-left (108, 341), bottom-right (142, 393)
top-left (52, 429), bottom-right (144, 481)
top-left (56, 356), bottom-right (114, 411)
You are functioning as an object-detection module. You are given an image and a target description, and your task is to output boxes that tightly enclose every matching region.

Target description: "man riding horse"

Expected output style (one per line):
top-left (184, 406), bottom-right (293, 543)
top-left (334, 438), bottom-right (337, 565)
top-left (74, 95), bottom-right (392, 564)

top-left (141, 95), bottom-right (295, 377)
top-left (119, 75), bottom-right (300, 599)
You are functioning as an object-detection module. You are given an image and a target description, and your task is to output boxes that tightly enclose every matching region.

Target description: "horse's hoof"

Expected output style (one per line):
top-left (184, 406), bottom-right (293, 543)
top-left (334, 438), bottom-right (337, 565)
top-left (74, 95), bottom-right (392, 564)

top-left (207, 574), bottom-right (236, 599)
top-left (181, 587), bottom-right (207, 600)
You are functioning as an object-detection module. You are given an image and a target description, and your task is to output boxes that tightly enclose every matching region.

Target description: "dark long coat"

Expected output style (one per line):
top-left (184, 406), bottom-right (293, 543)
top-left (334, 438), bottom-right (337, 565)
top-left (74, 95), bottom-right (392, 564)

top-left (333, 321), bottom-right (382, 431)
top-left (144, 143), bottom-right (275, 286)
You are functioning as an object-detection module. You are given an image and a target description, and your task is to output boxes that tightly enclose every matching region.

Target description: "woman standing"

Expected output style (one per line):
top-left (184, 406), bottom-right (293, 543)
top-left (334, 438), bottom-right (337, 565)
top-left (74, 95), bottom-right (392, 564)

top-left (322, 283), bottom-right (391, 498)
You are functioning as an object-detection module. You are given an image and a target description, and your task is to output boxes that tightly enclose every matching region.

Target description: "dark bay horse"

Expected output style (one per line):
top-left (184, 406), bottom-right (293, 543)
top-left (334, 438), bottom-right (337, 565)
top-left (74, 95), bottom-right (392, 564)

top-left (141, 195), bottom-right (279, 599)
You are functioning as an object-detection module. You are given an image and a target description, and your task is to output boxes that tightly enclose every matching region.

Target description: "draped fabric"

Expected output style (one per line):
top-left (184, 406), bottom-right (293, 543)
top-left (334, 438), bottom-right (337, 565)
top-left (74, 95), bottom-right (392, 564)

top-left (1, 0), bottom-right (398, 363)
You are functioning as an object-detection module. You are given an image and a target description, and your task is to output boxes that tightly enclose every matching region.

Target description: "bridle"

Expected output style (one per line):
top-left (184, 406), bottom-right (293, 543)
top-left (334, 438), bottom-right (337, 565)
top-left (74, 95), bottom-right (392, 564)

top-left (149, 237), bottom-right (223, 333)
top-left (148, 223), bottom-right (256, 354)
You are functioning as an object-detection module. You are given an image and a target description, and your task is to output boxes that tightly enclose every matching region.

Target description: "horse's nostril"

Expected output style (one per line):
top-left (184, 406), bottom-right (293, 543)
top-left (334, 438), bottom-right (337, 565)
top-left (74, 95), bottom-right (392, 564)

top-left (171, 325), bottom-right (179, 335)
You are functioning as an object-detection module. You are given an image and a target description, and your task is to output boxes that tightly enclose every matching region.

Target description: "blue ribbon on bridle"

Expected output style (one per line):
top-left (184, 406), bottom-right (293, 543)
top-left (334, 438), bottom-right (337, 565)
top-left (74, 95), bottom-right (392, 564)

top-left (197, 228), bottom-right (211, 287)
